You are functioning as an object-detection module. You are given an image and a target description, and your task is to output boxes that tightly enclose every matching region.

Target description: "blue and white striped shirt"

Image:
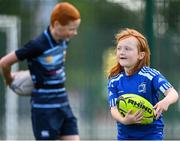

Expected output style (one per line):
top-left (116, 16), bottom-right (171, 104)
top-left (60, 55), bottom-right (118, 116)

top-left (16, 27), bottom-right (69, 108)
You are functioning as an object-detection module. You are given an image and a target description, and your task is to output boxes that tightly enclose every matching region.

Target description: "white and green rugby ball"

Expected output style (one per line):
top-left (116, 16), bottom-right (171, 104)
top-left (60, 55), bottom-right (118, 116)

top-left (10, 70), bottom-right (33, 96)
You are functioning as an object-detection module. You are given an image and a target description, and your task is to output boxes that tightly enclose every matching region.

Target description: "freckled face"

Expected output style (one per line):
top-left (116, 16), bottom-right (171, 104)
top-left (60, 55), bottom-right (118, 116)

top-left (116, 36), bottom-right (144, 72)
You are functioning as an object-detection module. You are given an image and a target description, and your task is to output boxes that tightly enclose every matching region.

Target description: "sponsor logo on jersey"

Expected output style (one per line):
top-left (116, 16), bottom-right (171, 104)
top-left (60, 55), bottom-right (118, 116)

top-left (45, 56), bottom-right (53, 63)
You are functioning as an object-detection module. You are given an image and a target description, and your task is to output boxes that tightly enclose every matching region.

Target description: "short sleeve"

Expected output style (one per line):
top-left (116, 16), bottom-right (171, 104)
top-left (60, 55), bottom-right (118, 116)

top-left (107, 78), bottom-right (119, 107)
top-left (15, 40), bottom-right (43, 61)
top-left (152, 73), bottom-right (172, 94)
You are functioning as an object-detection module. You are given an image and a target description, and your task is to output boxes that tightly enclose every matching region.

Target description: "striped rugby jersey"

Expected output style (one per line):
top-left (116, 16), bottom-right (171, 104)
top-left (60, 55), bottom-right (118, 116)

top-left (108, 66), bottom-right (172, 107)
top-left (107, 66), bottom-right (172, 138)
top-left (15, 27), bottom-right (69, 108)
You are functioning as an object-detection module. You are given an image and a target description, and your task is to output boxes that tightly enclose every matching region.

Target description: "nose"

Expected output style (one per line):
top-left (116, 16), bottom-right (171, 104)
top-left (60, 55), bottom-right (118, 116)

top-left (74, 30), bottom-right (77, 35)
top-left (119, 48), bottom-right (125, 55)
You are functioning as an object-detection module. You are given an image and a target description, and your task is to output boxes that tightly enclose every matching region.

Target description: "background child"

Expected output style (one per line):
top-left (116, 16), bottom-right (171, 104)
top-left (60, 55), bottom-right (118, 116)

top-left (0, 2), bottom-right (81, 140)
top-left (107, 28), bottom-right (179, 140)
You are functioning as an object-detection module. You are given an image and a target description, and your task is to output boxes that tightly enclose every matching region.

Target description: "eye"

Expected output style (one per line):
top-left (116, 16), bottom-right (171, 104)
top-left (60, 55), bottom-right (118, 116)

top-left (125, 47), bottom-right (131, 50)
top-left (117, 46), bottom-right (121, 51)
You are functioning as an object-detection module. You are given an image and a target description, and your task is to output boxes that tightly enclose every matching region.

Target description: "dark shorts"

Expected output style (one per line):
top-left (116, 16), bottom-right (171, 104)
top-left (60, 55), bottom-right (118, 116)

top-left (31, 105), bottom-right (79, 140)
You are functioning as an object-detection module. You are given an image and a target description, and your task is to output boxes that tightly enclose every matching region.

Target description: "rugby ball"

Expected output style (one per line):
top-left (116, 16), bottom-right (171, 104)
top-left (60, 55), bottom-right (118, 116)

top-left (10, 70), bottom-right (34, 96)
top-left (116, 94), bottom-right (155, 124)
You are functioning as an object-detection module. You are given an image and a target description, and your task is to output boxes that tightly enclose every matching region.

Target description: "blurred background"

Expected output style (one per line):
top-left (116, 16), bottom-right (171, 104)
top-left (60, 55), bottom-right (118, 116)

top-left (0, 0), bottom-right (180, 140)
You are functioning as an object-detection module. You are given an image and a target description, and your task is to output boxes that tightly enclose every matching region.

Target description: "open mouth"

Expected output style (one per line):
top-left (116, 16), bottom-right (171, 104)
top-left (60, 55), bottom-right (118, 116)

top-left (120, 57), bottom-right (127, 60)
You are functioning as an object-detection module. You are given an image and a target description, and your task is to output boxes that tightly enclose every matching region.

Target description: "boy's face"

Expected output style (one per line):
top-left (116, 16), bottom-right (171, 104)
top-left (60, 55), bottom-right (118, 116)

top-left (54, 19), bottom-right (81, 41)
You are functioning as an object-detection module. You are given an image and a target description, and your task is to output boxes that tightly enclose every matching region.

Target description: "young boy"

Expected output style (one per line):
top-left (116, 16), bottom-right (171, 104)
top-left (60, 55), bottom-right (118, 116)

top-left (0, 2), bottom-right (81, 140)
top-left (108, 28), bottom-right (179, 140)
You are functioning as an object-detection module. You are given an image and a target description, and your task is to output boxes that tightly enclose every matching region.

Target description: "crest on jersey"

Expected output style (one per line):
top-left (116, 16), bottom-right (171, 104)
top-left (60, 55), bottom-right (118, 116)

top-left (138, 82), bottom-right (146, 93)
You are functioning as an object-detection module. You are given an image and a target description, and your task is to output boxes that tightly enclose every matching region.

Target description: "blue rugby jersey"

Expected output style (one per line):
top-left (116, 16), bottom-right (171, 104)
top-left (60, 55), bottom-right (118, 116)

top-left (108, 66), bottom-right (172, 139)
top-left (15, 27), bottom-right (69, 108)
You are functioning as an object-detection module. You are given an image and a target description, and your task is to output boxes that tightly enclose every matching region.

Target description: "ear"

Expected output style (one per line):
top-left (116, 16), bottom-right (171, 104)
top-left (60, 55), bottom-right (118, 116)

top-left (139, 52), bottom-right (145, 60)
top-left (54, 21), bottom-right (60, 27)
top-left (54, 21), bottom-right (63, 29)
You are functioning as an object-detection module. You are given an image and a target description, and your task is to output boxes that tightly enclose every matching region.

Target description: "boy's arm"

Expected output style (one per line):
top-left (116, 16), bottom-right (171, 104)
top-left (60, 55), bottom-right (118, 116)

top-left (0, 52), bottom-right (18, 85)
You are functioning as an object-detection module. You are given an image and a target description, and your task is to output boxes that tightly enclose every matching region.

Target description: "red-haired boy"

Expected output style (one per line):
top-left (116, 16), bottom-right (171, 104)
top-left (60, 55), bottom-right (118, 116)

top-left (0, 2), bottom-right (81, 140)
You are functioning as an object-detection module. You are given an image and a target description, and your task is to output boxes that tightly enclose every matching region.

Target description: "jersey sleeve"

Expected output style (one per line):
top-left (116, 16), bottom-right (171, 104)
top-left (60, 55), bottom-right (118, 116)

top-left (107, 78), bottom-right (119, 107)
top-left (15, 40), bottom-right (43, 61)
top-left (152, 72), bottom-right (172, 94)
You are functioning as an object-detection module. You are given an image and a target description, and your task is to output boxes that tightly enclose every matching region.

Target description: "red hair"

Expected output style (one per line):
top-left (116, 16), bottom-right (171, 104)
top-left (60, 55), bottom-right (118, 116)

top-left (108, 28), bottom-right (150, 78)
top-left (50, 2), bottom-right (80, 26)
